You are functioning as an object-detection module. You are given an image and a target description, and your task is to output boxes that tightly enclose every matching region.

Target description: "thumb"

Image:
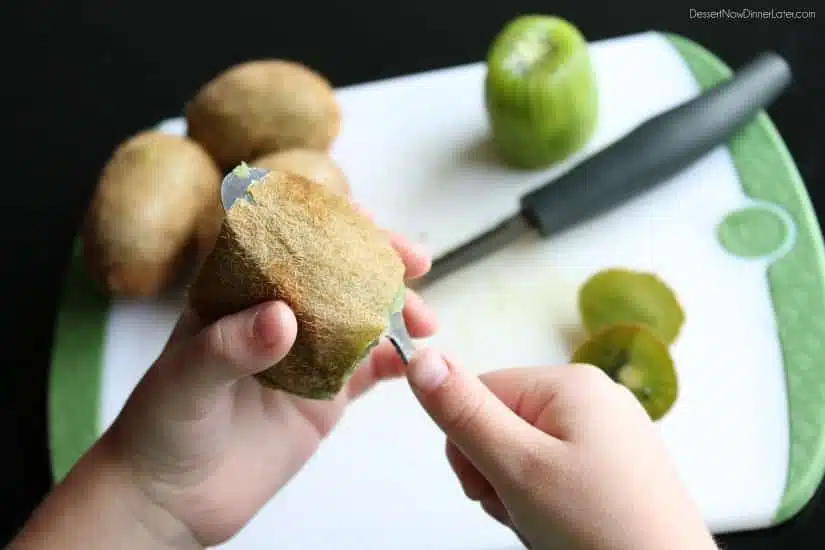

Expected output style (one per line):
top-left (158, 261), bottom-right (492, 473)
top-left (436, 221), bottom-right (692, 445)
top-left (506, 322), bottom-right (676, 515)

top-left (167, 300), bottom-right (297, 394)
top-left (407, 348), bottom-right (554, 486)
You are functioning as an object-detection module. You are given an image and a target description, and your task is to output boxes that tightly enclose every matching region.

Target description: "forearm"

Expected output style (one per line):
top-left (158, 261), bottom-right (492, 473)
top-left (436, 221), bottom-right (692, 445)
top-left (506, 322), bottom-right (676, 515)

top-left (8, 438), bottom-right (200, 550)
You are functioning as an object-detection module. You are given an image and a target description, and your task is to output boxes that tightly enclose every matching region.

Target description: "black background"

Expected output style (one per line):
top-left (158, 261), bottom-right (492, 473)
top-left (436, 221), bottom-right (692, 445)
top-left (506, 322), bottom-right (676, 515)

top-left (5, 1), bottom-right (825, 547)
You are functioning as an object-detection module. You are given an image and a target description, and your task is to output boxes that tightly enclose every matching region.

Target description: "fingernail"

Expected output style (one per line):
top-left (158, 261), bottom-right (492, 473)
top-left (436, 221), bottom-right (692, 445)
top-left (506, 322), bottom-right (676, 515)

top-left (410, 240), bottom-right (431, 261)
top-left (253, 302), bottom-right (283, 347)
top-left (407, 348), bottom-right (449, 393)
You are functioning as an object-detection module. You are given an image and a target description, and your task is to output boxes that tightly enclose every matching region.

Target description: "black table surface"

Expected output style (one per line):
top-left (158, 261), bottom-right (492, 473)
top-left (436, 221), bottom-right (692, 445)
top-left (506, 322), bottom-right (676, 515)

top-left (5, 1), bottom-right (825, 547)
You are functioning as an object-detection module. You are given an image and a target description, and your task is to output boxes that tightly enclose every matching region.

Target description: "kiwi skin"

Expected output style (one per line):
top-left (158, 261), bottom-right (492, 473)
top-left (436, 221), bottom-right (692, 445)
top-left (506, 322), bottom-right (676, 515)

top-left (251, 148), bottom-right (351, 197)
top-left (191, 191), bottom-right (225, 271)
top-left (185, 60), bottom-right (341, 171)
top-left (187, 169), bottom-right (406, 399)
top-left (82, 131), bottom-right (222, 297)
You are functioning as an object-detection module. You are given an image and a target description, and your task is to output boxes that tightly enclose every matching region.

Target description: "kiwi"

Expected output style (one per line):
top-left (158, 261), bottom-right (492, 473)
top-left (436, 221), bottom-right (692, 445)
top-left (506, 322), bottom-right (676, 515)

top-left (572, 324), bottom-right (678, 421)
top-left (187, 168), bottom-right (406, 399)
top-left (484, 15), bottom-right (599, 169)
top-left (578, 268), bottom-right (685, 345)
top-left (185, 60), bottom-right (341, 170)
top-left (191, 191), bottom-right (225, 269)
top-left (251, 148), bottom-right (350, 197)
top-left (82, 131), bottom-right (221, 297)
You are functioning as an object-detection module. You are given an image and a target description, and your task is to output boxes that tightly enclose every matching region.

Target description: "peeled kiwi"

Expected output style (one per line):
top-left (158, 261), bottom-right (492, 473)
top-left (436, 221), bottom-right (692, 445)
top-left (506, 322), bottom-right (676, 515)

top-left (484, 15), bottom-right (599, 169)
top-left (187, 168), bottom-right (406, 399)
top-left (572, 324), bottom-right (678, 421)
top-left (578, 268), bottom-right (685, 345)
top-left (185, 60), bottom-right (341, 170)
top-left (82, 131), bottom-right (221, 297)
top-left (251, 148), bottom-right (350, 197)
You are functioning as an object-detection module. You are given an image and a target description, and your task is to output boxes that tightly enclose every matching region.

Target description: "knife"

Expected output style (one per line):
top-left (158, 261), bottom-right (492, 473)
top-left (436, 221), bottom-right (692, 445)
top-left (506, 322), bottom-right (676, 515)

top-left (411, 51), bottom-right (792, 290)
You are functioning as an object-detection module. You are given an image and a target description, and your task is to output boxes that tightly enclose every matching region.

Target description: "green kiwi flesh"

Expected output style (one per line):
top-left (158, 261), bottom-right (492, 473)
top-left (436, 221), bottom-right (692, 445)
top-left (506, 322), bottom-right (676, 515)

top-left (578, 268), bottom-right (685, 345)
top-left (572, 324), bottom-right (678, 421)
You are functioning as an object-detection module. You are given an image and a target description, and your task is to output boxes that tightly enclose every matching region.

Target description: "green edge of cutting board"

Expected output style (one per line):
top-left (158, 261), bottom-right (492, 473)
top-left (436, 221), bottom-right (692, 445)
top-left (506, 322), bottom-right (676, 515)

top-left (665, 32), bottom-right (825, 524)
top-left (47, 32), bottom-right (825, 528)
top-left (49, 240), bottom-right (107, 483)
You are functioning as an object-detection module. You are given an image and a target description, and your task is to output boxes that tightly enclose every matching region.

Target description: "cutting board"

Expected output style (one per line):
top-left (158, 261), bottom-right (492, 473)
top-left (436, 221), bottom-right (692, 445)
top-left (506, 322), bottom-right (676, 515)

top-left (49, 31), bottom-right (825, 547)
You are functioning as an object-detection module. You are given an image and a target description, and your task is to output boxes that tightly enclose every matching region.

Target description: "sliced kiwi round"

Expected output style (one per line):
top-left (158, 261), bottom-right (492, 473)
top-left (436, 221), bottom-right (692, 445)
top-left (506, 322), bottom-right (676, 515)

top-left (572, 324), bottom-right (678, 421)
top-left (484, 15), bottom-right (599, 169)
top-left (578, 268), bottom-right (685, 345)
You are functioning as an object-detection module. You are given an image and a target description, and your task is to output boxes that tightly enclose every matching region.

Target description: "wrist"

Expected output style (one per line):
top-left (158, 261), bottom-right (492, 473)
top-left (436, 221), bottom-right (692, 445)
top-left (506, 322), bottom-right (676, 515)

top-left (9, 433), bottom-right (201, 550)
top-left (83, 433), bottom-right (203, 550)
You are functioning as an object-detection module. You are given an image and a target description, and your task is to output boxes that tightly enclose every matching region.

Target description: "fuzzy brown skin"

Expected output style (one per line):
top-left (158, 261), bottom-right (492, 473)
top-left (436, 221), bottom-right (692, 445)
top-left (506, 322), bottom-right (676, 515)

top-left (187, 170), bottom-right (405, 399)
top-left (251, 148), bottom-right (351, 197)
top-left (185, 60), bottom-right (341, 171)
top-left (82, 131), bottom-right (222, 297)
top-left (191, 191), bottom-right (225, 269)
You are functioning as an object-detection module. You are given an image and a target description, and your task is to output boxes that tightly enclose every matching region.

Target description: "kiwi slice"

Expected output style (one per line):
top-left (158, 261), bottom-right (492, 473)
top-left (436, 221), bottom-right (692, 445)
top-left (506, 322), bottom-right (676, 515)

top-left (572, 324), bottom-right (678, 421)
top-left (484, 15), bottom-right (599, 169)
top-left (578, 268), bottom-right (685, 345)
top-left (82, 131), bottom-right (221, 297)
top-left (187, 168), bottom-right (406, 400)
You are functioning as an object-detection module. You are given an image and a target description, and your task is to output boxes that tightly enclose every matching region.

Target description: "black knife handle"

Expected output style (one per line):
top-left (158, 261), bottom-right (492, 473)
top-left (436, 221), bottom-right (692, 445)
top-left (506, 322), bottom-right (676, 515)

top-left (520, 51), bottom-right (792, 237)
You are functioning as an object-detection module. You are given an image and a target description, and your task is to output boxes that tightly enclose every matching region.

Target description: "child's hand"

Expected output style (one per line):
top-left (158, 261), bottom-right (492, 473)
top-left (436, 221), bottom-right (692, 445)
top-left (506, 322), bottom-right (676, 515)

top-left (406, 351), bottom-right (719, 550)
top-left (101, 230), bottom-right (436, 547)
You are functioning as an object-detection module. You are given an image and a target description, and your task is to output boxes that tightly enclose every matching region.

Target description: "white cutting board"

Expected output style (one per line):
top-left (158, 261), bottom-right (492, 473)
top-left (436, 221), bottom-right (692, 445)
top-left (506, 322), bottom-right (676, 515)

top-left (52, 30), bottom-right (825, 548)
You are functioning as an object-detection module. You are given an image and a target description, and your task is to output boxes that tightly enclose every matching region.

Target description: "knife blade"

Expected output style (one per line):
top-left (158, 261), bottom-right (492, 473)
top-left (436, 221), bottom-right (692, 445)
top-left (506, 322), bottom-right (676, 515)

top-left (411, 51), bottom-right (791, 290)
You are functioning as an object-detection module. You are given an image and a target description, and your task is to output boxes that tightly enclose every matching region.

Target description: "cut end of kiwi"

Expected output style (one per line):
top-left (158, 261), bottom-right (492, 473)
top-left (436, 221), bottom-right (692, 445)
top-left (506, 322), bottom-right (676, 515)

top-left (578, 268), bottom-right (685, 345)
top-left (572, 324), bottom-right (678, 421)
top-left (490, 15), bottom-right (587, 79)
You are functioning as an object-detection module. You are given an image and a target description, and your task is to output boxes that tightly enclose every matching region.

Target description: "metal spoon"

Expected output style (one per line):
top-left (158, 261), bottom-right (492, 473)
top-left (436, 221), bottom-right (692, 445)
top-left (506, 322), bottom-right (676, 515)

top-left (386, 310), bottom-right (416, 364)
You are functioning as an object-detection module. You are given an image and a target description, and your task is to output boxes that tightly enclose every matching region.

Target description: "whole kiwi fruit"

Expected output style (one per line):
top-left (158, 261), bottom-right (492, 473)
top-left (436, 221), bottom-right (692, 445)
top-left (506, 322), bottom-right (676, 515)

top-left (185, 60), bottom-right (341, 170)
top-left (251, 148), bottom-right (351, 197)
top-left (188, 167), bottom-right (406, 399)
top-left (82, 131), bottom-right (221, 297)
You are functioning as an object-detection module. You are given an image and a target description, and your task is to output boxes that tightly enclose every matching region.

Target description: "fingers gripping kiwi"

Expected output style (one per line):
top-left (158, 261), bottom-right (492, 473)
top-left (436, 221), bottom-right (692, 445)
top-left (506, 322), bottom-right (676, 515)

top-left (187, 169), bottom-right (406, 399)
